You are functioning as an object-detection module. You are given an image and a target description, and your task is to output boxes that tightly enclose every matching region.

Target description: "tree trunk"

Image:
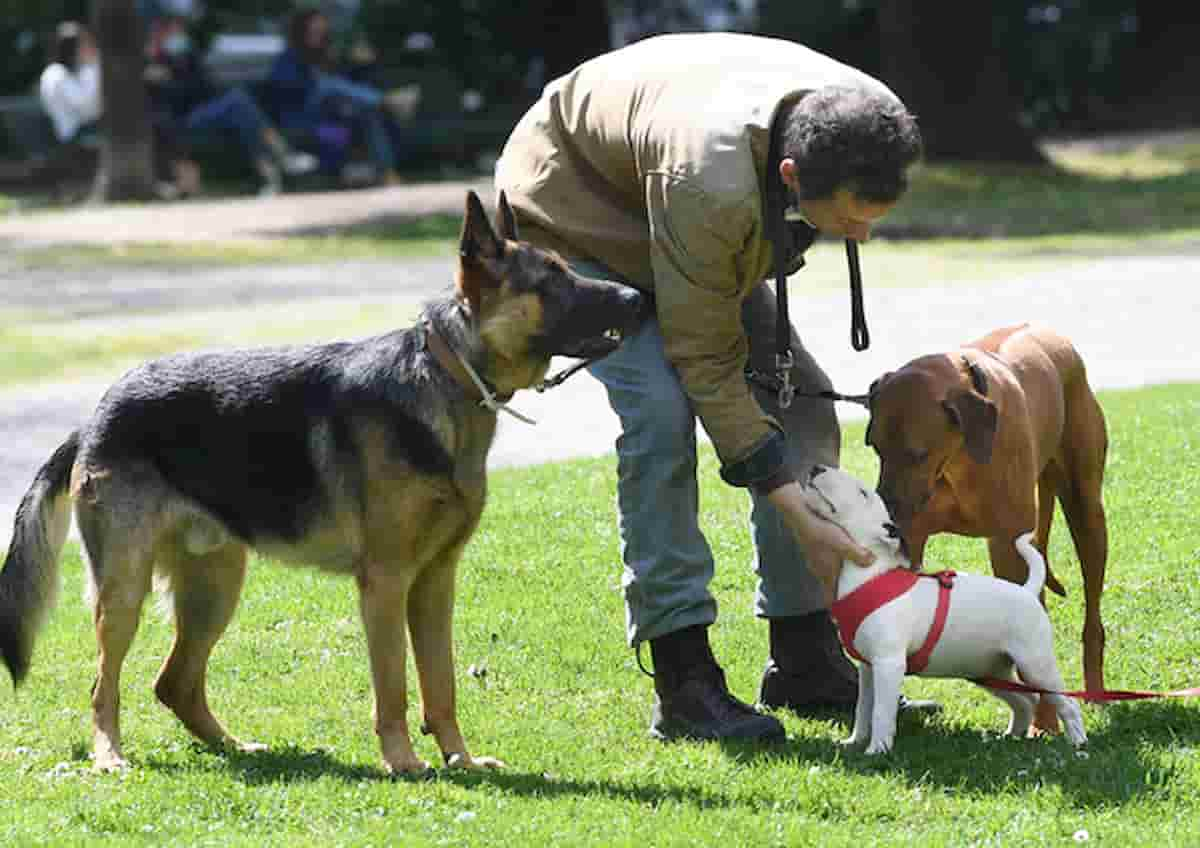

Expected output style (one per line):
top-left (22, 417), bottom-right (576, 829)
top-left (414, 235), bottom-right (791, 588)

top-left (91, 0), bottom-right (158, 202)
top-left (537, 0), bottom-right (612, 83)
top-left (877, 0), bottom-right (1046, 164)
top-left (1127, 0), bottom-right (1200, 127)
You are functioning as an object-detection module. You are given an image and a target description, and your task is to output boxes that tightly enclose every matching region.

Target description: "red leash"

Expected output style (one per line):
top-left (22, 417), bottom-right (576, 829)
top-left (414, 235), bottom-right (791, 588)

top-left (975, 677), bottom-right (1200, 702)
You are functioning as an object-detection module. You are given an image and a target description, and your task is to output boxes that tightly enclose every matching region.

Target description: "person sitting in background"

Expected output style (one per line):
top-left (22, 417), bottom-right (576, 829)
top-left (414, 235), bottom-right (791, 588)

top-left (41, 19), bottom-right (200, 199)
top-left (146, 16), bottom-right (318, 196)
top-left (266, 8), bottom-right (402, 186)
top-left (38, 21), bottom-right (101, 147)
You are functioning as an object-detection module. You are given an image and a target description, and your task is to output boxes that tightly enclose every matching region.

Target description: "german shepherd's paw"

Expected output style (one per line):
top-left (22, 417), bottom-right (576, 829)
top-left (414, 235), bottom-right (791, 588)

top-left (92, 753), bottom-right (130, 773)
top-left (446, 752), bottom-right (505, 770)
top-left (233, 740), bottom-right (268, 754)
top-left (386, 755), bottom-right (434, 776)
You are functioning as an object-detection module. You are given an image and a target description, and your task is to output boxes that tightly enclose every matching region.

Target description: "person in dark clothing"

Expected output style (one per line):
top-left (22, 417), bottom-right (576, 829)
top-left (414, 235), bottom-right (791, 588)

top-left (145, 16), bottom-right (318, 195)
top-left (265, 8), bottom-right (401, 186)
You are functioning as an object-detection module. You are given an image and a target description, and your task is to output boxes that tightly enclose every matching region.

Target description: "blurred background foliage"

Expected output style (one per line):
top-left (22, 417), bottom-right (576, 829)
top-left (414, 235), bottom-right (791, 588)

top-left (1, 0), bottom-right (1196, 167)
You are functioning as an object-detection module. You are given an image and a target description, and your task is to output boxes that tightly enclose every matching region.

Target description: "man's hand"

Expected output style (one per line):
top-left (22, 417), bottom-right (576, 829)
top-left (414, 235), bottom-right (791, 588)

top-left (766, 480), bottom-right (874, 597)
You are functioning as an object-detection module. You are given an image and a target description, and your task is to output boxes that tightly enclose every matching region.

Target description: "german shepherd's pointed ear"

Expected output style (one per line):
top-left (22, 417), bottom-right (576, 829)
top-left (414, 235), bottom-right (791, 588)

top-left (497, 190), bottom-right (519, 241)
top-left (460, 190), bottom-right (503, 265)
top-left (942, 388), bottom-right (998, 464)
top-left (458, 191), bottom-right (504, 314)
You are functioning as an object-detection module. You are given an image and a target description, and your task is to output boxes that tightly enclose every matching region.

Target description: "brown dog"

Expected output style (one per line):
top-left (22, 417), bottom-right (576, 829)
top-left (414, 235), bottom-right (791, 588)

top-left (865, 323), bottom-right (1108, 728)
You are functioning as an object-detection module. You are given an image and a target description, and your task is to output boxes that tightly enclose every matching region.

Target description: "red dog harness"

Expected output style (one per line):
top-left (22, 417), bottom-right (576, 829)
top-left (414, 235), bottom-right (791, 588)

top-left (830, 569), bottom-right (957, 673)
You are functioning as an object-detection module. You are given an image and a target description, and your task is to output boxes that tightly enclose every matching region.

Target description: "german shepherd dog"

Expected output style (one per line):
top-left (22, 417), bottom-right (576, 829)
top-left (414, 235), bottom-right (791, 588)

top-left (0, 191), bottom-right (643, 774)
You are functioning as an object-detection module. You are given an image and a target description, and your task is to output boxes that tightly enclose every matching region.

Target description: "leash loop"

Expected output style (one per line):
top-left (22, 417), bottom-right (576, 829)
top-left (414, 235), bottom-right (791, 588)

top-left (846, 239), bottom-right (870, 351)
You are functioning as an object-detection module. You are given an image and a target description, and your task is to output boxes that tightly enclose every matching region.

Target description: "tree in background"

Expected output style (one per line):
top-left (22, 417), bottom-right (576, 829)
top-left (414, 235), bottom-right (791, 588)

top-left (876, 0), bottom-right (1045, 163)
top-left (91, 0), bottom-right (158, 200)
top-left (1127, 0), bottom-right (1200, 127)
top-left (758, 0), bottom-right (1045, 163)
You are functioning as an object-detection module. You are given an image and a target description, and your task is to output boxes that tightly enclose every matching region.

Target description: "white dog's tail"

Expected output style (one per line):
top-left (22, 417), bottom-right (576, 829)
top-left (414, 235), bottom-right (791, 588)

top-left (1014, 531), bottom-right (1046, 596)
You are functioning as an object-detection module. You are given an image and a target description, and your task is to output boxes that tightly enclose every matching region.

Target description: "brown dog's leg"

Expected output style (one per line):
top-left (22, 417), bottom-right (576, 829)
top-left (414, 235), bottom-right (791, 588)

top-left (154, 543), bottom-right (261, 752)
top-left (359, 567), bottom-right (427, 775)
top-left (1057, 388), bottom-right (1109, 695)
top-left (407, 552), bottom-right (503, 770)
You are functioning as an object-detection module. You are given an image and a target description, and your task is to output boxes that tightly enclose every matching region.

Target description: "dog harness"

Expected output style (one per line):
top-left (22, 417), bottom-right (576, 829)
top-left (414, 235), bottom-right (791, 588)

top-left (830, 569), bottom-right (957, 674)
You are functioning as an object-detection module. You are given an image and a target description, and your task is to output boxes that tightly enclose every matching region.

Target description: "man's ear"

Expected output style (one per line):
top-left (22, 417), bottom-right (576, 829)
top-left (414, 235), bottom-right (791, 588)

top-left (460, 190), bottom-right (503, 264)
top-left (496, 190), bottom-right (519, 241)
top-left (942, 388), bottom-right (998, 464)
top-left (778, 156), bottom-right (797, 186)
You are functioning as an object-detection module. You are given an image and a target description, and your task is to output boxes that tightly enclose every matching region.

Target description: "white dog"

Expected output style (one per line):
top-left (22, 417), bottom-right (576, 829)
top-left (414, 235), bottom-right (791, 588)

top-left (803, 464), bottom-right (1087, 755)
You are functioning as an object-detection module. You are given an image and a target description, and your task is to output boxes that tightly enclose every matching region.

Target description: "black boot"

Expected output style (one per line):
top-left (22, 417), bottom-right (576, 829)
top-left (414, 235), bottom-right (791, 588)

top-left (759, 612), bottom-right (859, 714)
top-left (759, 613), bottom-right (942, 716)
top-left (647, 624), bottom-right (785, 742)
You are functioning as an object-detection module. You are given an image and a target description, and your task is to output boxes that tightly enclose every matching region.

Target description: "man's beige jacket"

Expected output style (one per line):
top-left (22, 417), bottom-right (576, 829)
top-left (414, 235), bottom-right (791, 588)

top-left (495, 33), bottom-right (899, 478)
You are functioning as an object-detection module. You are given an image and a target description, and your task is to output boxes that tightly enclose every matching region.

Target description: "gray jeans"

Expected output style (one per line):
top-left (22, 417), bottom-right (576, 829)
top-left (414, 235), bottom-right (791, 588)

top-left (581, 260), bottom-right (841, 646)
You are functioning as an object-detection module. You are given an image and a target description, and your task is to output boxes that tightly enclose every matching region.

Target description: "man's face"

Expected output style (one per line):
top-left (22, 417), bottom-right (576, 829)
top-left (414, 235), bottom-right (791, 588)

top-left (799, 189), bottom-right (895, 242)
top-left (779, 160), bottom-right (897, 241)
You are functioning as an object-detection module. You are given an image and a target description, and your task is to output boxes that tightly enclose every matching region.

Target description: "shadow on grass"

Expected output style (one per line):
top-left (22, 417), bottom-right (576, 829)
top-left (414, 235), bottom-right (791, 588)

top-left (254, 212), bottom-right (463, 243)
top-left (144, 743), bottom-right (384, 784)
top-left (129, 700), bottom-right (1198, 813)
top-left (764, 699), bottom-right (1200, 809)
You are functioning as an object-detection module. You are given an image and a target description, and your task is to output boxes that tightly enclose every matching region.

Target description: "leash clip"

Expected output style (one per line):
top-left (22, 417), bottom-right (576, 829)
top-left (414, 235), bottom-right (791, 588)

top-left (775, 350), bottom-right (795, 409)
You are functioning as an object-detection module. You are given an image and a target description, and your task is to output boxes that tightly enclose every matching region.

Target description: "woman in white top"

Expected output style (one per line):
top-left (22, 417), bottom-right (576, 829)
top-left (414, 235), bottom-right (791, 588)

top-left (39, 21), bottom-right (102, 143)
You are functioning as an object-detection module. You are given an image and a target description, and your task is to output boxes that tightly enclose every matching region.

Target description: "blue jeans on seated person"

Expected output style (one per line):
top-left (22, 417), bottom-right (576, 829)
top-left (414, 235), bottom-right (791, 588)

top-left (183, 87), bottom-right (271, 162)
top-left (577, 258), bottom-right (841, 647)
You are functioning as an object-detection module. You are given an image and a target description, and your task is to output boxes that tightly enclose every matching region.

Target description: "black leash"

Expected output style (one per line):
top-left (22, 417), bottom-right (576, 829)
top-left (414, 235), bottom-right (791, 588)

top-left (743, 368), bottom-right (870, 408)
top-left (846, 238), bottom-right (870, 351)
top-left (764, 106), bottom-right (871, 410)
top-left (535, 358), bottom-right (594, 392)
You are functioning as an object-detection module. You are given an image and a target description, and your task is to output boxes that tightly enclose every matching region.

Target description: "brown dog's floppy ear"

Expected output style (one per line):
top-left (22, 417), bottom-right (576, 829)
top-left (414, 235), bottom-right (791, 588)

top-left (942, 388), bottom-right (998, 464)
top-left (962, 356), bottom-right (988, 396)
top-left (460, 190), bottom-right (503, 264)
top-left (863, 372), bottom-right (889, 447)
top-left (497, 190), bottom-right (519, 242)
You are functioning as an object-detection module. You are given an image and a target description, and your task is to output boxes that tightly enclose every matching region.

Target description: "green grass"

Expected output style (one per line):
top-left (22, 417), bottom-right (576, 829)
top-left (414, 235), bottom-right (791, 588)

top-left (2, 383), bottom-right (1197, 846)
top-left (0, 297), bottom-right (428, 389)
top-left (2, 213), bottom-right (463, 269)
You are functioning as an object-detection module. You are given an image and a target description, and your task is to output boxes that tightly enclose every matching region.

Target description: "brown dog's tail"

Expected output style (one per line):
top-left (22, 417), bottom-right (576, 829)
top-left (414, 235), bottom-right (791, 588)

top-left (1043, 565), bottom-right (1067, 597)
top-left (0, 431), bottom-right (79, 686)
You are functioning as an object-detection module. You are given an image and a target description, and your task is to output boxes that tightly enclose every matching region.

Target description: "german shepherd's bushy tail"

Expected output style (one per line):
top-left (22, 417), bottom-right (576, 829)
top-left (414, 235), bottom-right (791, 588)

top-left (0, 431), bottom-right (79, 685)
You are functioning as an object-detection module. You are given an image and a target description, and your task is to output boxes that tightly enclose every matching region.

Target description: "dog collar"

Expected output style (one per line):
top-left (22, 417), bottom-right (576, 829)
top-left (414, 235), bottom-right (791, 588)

top-left (423, 320), bottom-right (537, 425)
top-left (830, 568), bottom-right (957, 674)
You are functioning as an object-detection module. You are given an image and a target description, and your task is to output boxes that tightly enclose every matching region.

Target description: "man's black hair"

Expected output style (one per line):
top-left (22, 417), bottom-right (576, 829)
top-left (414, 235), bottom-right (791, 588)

top-left (777, 86), bottom-right (923, 203)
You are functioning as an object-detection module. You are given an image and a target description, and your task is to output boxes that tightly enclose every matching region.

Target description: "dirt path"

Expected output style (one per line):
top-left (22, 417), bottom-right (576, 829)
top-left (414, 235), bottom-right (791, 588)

top-left (3, 250), bottom-right (1198, 538)
top-left (0, 180), bottom-right (493, 247)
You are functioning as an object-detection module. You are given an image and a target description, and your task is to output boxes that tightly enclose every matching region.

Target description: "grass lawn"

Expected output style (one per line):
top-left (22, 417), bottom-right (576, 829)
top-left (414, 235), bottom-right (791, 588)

top-left (1, 383), bottom-right (1197, 846)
